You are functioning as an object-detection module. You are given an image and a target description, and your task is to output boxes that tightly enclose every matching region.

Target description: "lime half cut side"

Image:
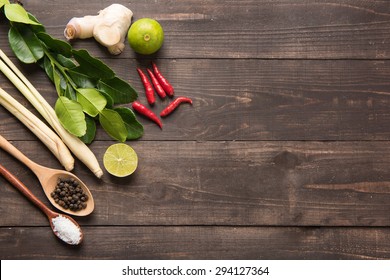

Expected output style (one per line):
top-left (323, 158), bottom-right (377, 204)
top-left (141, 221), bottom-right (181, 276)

top-left (103, 143), bottom-right (138, 177)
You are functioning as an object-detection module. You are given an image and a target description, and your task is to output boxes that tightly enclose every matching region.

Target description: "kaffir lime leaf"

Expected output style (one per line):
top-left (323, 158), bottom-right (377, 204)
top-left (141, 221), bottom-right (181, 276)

top-left (127, 18), bottom-right (164, 55)
top-left (103, 143), bottom-right (138, 177)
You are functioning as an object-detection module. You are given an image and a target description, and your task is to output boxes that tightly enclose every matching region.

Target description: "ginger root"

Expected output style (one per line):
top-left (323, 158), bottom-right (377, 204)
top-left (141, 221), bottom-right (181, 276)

top-left (64, 4), bottom-right (133, 55)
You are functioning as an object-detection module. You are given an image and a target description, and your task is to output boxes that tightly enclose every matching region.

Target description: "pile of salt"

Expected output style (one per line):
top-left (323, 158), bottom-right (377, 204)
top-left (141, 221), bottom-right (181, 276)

top-left (52, 215), bottom-right (82, 245)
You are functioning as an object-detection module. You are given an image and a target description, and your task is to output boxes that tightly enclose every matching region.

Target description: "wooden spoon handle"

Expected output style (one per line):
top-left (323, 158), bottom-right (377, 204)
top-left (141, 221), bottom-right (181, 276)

top-left (0, 163), bottom-right (53, 217)
top-left (0, 134), bottom-right (41, 173)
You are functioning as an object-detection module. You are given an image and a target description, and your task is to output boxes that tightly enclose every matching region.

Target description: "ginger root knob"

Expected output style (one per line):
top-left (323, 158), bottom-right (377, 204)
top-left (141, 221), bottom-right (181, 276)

top-left (63, 4), bottom-right (133, 55)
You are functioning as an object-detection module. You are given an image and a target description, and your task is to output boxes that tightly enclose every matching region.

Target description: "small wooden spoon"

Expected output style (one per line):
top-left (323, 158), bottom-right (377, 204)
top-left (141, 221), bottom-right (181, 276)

top-left (0, 135), bottom-right (94, 216)
top-left (0, 163), bottom-right (83, 245)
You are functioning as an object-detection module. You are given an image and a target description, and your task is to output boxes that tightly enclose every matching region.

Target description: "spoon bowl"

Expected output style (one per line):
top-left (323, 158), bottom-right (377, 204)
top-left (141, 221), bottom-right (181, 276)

top-left (49, 212), bottom-right (84, 245)
top-left (0, 134), bottom-right (94, 216)
top-left (35, 166), bottom-right (94, 216)
top-left (0, 163), bottom-right (83, 245)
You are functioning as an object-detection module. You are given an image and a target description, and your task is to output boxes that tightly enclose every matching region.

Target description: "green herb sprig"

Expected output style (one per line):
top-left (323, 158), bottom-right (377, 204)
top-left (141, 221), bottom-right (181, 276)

top-left (0, 0), bottom-right (143, 142)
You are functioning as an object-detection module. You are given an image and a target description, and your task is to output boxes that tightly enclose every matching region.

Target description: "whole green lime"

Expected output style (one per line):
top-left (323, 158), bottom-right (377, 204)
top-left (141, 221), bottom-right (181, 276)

top-left (127, 18), bottom-right (164, 55)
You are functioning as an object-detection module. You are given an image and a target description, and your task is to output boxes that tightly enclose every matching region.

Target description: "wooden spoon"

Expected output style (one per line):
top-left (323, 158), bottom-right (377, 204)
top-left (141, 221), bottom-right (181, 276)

top-left (0, 163), bottom-right (83, 245)
top-left (0, 135), bottom-right (94, 216)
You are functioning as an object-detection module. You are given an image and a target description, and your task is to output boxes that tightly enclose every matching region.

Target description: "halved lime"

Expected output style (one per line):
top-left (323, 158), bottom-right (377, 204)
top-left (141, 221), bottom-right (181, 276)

top-left (127, 18), bottom-right (164, 55)
top-left (103, 143), bottom-right (138, 177)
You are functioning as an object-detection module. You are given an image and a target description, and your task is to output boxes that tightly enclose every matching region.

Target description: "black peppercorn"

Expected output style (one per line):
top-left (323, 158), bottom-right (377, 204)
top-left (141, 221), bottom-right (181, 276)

top-left (52, 177), bottom-right (88, 212)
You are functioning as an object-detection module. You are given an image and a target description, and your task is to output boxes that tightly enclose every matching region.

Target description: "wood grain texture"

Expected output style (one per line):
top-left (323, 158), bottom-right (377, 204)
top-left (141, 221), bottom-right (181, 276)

top-left (1, 0), bottom-right (389, 59)
top-left (1, 0), bottom-right (390, 260)
top-left (2, 140), bottom-right (390, 227)
top-left (2, 59), bottom-right (390, 141)
top-left (1, 226), bottom-right (390, 260)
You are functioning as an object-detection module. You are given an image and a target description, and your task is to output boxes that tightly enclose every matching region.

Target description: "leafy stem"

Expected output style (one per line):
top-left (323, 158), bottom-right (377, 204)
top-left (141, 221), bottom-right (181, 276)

top-left (0, 2), bottom-right (143, 142)
top-left (43, 48), bottom-right (77, 91)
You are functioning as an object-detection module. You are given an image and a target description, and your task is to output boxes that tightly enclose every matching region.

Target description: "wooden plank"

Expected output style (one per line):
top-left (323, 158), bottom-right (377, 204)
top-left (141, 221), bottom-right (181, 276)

top-left (2, 0), bottom-right (390, 59)
top-left (2, 59), bottom-right (390, 141)
top-left (1, 226), bottom-right (389, 259)
top-left (2, 140), bottom-right (390, 227)
top-left (2, 0), bottom-right (390, 263)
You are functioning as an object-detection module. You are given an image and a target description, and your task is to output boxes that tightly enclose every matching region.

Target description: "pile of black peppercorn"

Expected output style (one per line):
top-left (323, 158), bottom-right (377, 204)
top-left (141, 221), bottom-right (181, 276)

top-left (51, 178), bottom-right (88, 211)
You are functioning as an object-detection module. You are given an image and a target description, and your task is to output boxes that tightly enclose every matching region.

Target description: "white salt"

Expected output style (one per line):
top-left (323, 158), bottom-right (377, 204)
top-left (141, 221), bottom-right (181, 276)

top-left (51, 215), bottom-right (82, 245)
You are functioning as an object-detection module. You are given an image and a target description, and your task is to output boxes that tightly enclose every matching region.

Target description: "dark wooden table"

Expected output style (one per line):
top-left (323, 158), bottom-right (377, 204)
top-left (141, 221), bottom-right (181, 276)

top-left (1, 0), bottom-right (390, 260)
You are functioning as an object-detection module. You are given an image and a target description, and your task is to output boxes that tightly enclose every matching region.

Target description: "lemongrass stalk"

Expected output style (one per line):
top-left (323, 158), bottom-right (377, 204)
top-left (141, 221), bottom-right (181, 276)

top-left (0, 87), bottom-right (74, 171)
top-left (0, 50), bottom-right (51, 121)
top-left (0, 50), bottom-right (103, 178)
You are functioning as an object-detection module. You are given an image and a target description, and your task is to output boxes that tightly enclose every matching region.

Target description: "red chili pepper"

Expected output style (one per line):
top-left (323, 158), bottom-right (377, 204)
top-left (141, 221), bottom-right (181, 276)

top-left (147, 68), bottom-right (166, 99)
top-left (137, 68), bottom-right (155, 105)
top-left (160, 97), bottom-right (193, 117)
top-left (132, 101), bottom-right (162, 129)
top-left (152, 62), bottom-right (174, 97)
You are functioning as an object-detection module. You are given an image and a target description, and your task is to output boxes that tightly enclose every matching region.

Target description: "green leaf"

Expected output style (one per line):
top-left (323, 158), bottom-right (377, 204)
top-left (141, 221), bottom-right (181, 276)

top-left (97, 77), bottom-right (138, 105)
top-left (98, 90), bottom-right (114, 108)
top-left (42, 56), bottom-right (54, 82)
top-left (55, 96), bottom-right (86, 137)
top-left (99, 108), bottom-right (127, 142)
top-left (65, 83), bottom-right (77, 100)
top-left (0, 1), bottom-right (10, 9)
top-left (45, 57), bottom-right (71, 98)
top-left (67, 69), bottom-right (97, 88)
top-left (72, 49), bottom-right (115, 79)
top-left (53, 66), bottom-right (65, 96)
top-left (56, 54), bottom-right (76, 69)
top-left (76, 88), bottom-right (107, 117)
top-left (5, 4), bottom-right (41, 25)
top-left (37, 32), bottom-right (72, 57)
top-left (79, 115), bottom-right (96, 144)
top-left (8, 25), bottom-right (44, 63)
top-left (27, 13), bottom-right (45, 33)
top-left (115, 107), bottom-right (144, 140)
